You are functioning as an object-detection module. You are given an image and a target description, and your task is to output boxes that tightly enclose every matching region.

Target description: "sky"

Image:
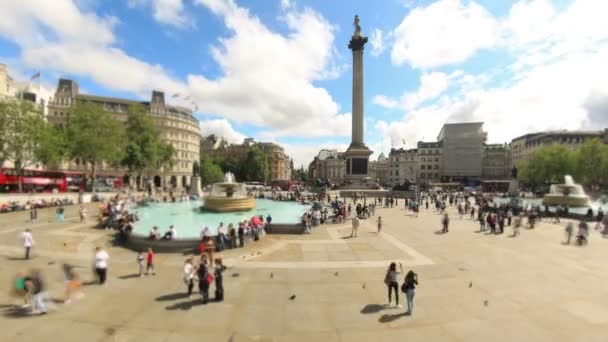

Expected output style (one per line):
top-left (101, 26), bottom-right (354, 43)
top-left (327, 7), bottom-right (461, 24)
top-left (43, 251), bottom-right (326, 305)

top-left (1, 0), bottom-right (607, 168)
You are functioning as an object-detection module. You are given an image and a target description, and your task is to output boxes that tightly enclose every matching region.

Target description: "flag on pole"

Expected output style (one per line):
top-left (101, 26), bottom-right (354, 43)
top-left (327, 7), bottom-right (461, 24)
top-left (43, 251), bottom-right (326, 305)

top-left (30, 71), bottom-right (41, 80)
top-left (171, 93), bottom-right (180, 98)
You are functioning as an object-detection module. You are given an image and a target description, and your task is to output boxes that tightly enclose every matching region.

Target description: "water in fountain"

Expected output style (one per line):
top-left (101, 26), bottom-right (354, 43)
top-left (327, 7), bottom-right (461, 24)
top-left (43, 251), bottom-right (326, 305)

top-left (224, 172), bottom-right (235, 184)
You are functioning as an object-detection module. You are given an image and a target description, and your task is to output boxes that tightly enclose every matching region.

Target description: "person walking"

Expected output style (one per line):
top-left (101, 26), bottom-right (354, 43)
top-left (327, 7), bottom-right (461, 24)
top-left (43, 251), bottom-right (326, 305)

top-left (237, 223), bottom-right (245, 248)
top-left (377, 216), bottom-right (383, 234)
top-left (441, 213), bottom-right (449, 233)
top-left (384, 262), bottom-right (403, 308)
top-left (564, 222), bottom-right (574, 244)
top-left (56, 206), bottom-right (65, 223)
top-left (79, 206), bottom-right (87, 223)
top-left (137, 252), bottom-right (145, 277)
top-left (197, 256), bottom-right (211, 304)
top-left (146, 247), bottom-right (156, 275)
top-left (351, 216), bottom-right (360, 238)
top-left (21, 229), bottom-right (34, 260)
top-left (214, 258), bottom-right (227, 302)
top-left (94, 247), bottom-right (109, 285)
top-left (30, 269), bottom-right (48, 315)
top-left (183, 257), bottom-right (195, 299)
top-left (30, 207), bottom-right (38, 222)
top-left (402, 270), bottom-right (419, 315)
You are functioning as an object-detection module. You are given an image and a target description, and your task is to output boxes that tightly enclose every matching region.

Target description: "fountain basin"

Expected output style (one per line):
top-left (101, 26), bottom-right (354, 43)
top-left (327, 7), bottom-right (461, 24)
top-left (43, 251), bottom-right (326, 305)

top-left (542, 194), bottom-right (590, 207)
top-left (542, 175), bottom-right (591, 208)
top-left (202, 195), bottom-right (256, 212)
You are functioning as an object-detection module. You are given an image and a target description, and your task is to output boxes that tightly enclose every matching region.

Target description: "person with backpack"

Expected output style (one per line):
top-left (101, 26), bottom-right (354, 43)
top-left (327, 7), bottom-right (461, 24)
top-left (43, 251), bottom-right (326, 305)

top-left (384, 262), bottom-right (403, 308)
top-left (402, 270), bottom-right (419, 315)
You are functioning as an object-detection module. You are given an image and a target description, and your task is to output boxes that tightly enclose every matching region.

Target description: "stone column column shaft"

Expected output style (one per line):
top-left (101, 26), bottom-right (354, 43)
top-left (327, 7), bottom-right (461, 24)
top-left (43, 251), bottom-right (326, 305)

top-left (352, 49), bottom-right (364, 145)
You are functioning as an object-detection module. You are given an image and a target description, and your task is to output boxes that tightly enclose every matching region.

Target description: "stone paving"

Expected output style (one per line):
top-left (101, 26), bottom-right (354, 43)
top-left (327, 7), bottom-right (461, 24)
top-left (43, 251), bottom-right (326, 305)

top-left (1, 202), bottom-right (608, 341)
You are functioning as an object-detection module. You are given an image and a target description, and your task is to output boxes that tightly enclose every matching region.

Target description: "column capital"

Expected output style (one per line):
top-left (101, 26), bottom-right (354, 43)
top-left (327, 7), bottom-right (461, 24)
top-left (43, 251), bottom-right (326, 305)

top-left (348, 36), bottom-right (368, 51)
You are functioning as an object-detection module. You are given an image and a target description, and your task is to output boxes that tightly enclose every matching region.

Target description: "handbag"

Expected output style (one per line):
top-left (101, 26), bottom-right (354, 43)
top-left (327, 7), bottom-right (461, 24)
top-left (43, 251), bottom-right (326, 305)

top-left (206, 273), bottom-right (214, 284)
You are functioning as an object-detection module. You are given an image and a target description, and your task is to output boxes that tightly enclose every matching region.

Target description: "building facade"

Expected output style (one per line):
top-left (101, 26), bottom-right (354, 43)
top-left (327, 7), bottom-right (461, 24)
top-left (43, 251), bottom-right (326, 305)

top-left (200, 136), bottom-right (292, 182)
top-left (511, 130), bottom-right (608, 166)
top-left (369, 153), bottom-right (389, 185)
top-left (437, 123), bottom-right (486, 181)
top-left (388, 148), bottom-right (418, 186)
top-left (417, 141), bottom-right (442, 184)
top-left (308, 149), bottom-right (346, 184)
top-left (258, 142), bottom-right (291, 182)
top-left (482, 144), bottom-right (512, 180)
top-left (47, 79), bottom-right (201, 189)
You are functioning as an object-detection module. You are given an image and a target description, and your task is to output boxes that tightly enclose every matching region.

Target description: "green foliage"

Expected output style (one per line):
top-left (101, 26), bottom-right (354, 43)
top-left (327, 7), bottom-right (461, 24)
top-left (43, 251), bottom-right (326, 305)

top-left (517, 142), bottom-right (608, 188)
top-left (122, 105), bottom-right (164, 174)
top-left (66, 101), bottom-right (126, 192)
top-left (36, 124), bottom-right (68, 167)
top-left (576, 138), bottom-right (608, 185)
top-left (200, 158), bottom-right (224, 184)
top-left (202, 146), bottom-right (270, 183)
top-left (0, 100), bottom-right (63, 191)
top-left (242, 146), bottom-right (268, 182)
top-left (292, 165), bottom-right (308, 182)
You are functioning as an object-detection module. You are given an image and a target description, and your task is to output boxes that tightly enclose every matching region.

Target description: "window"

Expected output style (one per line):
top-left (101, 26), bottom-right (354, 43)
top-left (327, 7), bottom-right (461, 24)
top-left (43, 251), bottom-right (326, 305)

top-left (421, 165), bottom-right (425, 170)
top-left (421, 158), bottom-right (426, 162)
top-left (435, 158), bottom-right (439, 162)
top-left (434, 165), bottom-right (439, 169)
top-left (421, 173), bottom-right (426, 178)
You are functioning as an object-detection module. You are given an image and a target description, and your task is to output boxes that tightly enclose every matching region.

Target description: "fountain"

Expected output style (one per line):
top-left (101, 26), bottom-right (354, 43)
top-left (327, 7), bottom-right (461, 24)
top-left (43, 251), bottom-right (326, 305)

top-left (543, 175), bottom-right (591, 207)
top-left (201, 172), bottom-right (256, 212)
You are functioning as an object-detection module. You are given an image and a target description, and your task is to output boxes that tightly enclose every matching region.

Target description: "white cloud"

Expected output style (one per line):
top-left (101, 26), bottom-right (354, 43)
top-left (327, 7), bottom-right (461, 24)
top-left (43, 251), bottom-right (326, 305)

top-left (372, 95), bottom-right (399, 109)
top-left (128, 0), bottom-right (192, 28)
top-left (377, 44), bottom-right (608, 148)
top-left (391, 0), bottom-right (499, 68)
top-left (370, 28), bottom-right (385, 56)
top-left (374, 71), bottom-right (460, 111)
top-left (280, 0), bottom-right (294, 11)
top-left (199, 119), bottom-right (246, 144)
top-left (0, 0), bottom-right (348, 140)
top-left (186, 0), bottom-right (349, 137)
top-left (281, 141), bottom-right (349, 170)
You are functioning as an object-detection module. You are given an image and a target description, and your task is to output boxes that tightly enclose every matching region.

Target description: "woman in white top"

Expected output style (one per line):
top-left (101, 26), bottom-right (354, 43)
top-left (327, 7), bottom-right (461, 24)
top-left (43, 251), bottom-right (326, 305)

top-left (384, 262), bottom-right (403, 307)
top-left (94, 247), bottom-right (109, 285)
top-left (183, 257), bottom-right (195, 299)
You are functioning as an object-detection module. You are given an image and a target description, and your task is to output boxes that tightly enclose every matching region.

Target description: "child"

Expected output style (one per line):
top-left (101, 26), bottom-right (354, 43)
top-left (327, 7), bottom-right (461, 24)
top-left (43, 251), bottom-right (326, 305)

top-left (137, 252), bottom-right (145, 277)
top-left (146, 248), bottom-right (156, 275)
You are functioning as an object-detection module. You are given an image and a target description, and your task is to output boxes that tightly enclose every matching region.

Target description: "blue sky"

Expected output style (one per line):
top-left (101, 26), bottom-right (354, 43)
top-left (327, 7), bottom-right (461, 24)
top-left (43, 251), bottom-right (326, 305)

top-left (1, 0), bottom-right (607, 167)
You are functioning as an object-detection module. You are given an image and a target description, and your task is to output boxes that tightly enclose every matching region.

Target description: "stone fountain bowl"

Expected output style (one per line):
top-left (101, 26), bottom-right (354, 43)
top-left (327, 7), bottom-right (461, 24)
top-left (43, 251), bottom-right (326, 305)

top-left (202, 195), bottom-right (256, 212)
top-left (543, 194), bottom-right (590, 207)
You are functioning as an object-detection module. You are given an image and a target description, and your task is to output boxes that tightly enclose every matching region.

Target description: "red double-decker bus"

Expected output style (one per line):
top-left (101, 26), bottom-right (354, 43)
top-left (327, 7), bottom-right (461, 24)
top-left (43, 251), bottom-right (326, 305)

top-left (0, 168), bottom-right (87, 193)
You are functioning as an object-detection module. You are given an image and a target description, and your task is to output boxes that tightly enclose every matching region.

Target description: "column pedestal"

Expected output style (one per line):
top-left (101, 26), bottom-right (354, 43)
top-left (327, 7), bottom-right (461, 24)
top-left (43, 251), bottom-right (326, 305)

top-left (191, 176), bottom-right (202, 197)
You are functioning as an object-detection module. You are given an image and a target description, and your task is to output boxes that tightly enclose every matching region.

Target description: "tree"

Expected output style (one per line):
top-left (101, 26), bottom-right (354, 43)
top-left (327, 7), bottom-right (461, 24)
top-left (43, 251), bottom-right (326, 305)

top-left (200, 158), bottom-right (224, 184)
top-left (0, 100), bottom-right (61, 191)
top-left (66, 102), bottom-right (126, 193)
top-left (242, 146), bottom-right (268, 182)
top-left (121, 105), bottom-right (174, 189)
top-left (576, 138), bottom-right (608, 186)
top-left (36, 124), bottom-right (68, 169)
top-left (517, 144), bottom-right (577, 189)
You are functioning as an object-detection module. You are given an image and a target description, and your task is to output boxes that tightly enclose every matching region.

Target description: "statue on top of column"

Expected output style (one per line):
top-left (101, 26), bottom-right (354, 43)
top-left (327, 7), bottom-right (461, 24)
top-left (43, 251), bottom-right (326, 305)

top-left (353, 15), bottom-right (361, 37)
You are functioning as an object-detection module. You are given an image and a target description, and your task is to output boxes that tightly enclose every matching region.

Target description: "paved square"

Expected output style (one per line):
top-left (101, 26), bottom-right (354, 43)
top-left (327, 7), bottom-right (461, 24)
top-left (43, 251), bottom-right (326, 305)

top-left (1, 202), bottom-right (607, 341)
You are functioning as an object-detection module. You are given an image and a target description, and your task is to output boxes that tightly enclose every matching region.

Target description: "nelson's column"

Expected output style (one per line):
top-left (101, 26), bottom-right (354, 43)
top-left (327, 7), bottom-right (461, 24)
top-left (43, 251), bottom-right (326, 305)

top-left (344, 15), bottom-right (373, 187)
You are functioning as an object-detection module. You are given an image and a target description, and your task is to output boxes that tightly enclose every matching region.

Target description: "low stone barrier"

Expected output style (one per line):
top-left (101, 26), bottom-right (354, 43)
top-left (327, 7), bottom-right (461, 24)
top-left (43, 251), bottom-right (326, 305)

top-left (126, 234), bottom-right (200, 253)
top-left (265, 223), bottom-right (305, 234)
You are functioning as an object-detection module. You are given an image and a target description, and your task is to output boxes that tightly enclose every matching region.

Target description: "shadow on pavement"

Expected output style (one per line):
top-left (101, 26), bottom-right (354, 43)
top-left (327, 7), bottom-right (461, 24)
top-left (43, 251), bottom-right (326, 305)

top-left (165, 299), bottom-right (203, 311)
top-left (118, 274), bottom-right (140, 279)
top-left (155, 292), bottom-right (188, 301)
top-left (360, 304), bottom-right (386, 314)
top-left (2, 305), bottom-right (32, 319)
top-left (379, 312), bottom-right (408, 323)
